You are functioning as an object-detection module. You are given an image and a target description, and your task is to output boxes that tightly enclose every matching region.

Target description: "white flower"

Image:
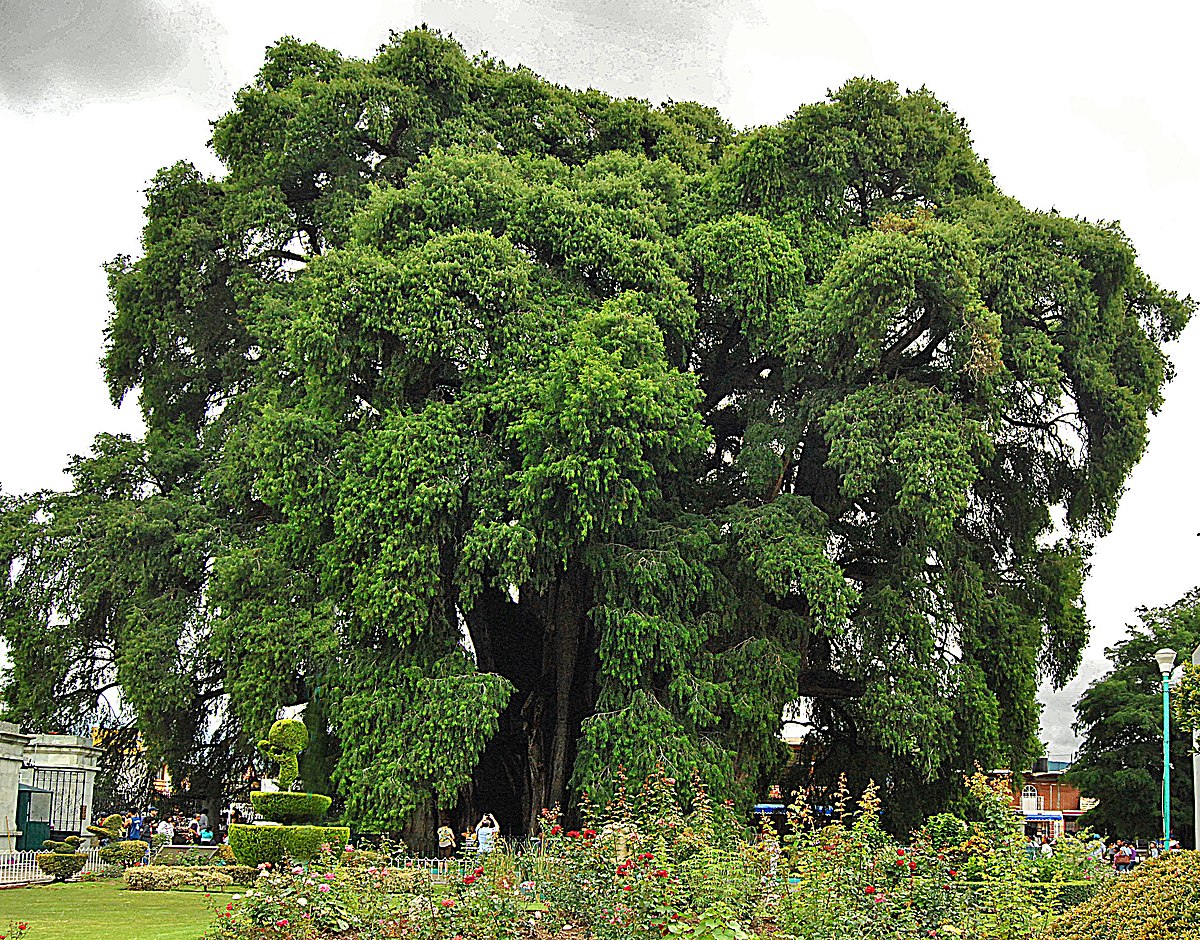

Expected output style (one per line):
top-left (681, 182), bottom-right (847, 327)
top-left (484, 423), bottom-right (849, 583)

top-left (232, 894), bottom-right (242, 901)
top-left (245, 889), bottom-right (254, 897)
top-left (297, 897), bottom-right (308, 907)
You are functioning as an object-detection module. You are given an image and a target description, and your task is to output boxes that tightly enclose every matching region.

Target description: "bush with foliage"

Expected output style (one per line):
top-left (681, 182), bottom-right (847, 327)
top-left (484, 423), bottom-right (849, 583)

top-left (125, 865), bottom-right (235, 891)
top-left (98, 839), bottom-right (150, 867)
top-left (259, 718), bottom-right (309, 791)
top-left (230, 823), bottom-right (350, 867)
top-left (249, 791), bottom-right (332, 825)
top-left (776, 772), bottom-right (1055, 940)
top-left (1042, 850), bottom-right (1200, 940)
top-left (36, 835), bottom-right (87, 882)
top-left (86, 813), bottom-right (124, 844)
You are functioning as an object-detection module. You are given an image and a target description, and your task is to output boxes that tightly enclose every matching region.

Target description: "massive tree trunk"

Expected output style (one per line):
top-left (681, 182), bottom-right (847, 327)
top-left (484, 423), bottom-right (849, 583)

top-left (465, 569), bottom-right (596, 837)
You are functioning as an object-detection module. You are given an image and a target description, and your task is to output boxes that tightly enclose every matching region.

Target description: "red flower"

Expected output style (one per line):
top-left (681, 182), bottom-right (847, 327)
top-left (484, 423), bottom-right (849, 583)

top-left (567, 830), bottom-right (581, 839)
top-left (653, 869), bottom-right (668, 878)
top-left (463, 874), bottom-right (476, 885)
top-left (897, 849), bottom-right (905, 856)
top-left (474, 867), bottom-right (484, 876)
top-left (441, 898), bottom-right (455, 908)
top-left (908, 861), bottom-right (917, 870)
top-left (948, 870), bottom-right (957, 877)
top-left (623, 885), bottom-right (633, 891)
top-left (582, 828), bottom-right (597, 839)
top-left (865, 885), bottom-right (876, 894)
top-left (550, 825), bottom-right (562, 835)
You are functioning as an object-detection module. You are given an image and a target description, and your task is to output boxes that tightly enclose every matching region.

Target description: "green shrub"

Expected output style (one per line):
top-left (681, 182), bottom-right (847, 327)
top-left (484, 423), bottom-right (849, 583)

top-left (125, 865), bottom-right (235, 891)
top-left (229, 823), bottom-right (349, 866)
top-left (922, 811), bottom-right (968, 848)
top-left (258, 718), bottom-right (309, 790)
top-left (98, 839), bottom-right (149, 867)
top-left (283, 825), bottom-right (350, 861)
top-left (86, 813), bottom-right (124, 843)
top-left (249, 791), bottom-right (332, 824)
top-left (228, 825), bottom-right (286, 868)
top-left (222, 865), bottom-right (262, 886)
top-left (1050, 881), bottom-right (1103, 912)
top-left (35, 851), bottom-right (87, 882)
top-left (211, 843), bottom-right (237, 864)
top-left (1043, 852), bottom-right (1200, 940)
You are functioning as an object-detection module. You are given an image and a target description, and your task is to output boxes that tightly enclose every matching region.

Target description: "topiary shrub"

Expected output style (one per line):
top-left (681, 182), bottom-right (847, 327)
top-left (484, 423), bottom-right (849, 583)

top-left (259, 718), bottom-right (309, 791)
top-left (250, 791), bottom-right (332, 825)
top-left (228, 825), bottom-right (287, 868)
top-left (99, 839), bottom-right (149, 867)
top-left (125, 865), bottom-right (235, 891)
top-left (283, 825), bottom-right (350, 861)
top-left (1043, 852), bottom-right (1200, 940)
top-left (229, 823), bottom-right (350, 867)
top-left (86, 813), bottom-right (124, 844)
top-left (36, 836), bottom-right (87, 882)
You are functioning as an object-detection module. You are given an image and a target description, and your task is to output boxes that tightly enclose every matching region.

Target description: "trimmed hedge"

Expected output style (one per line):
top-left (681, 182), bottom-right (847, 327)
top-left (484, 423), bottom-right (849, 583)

top-left (99, 840), bottom-right (150, 867)
top-left (220, 865), bottom-right (262, 886)
top-left (125, 865), bottom-right (234, 891)
top-left (35, 852), bottom-right (87, 882)
top-left (229, 824), bottom-right (350, 867)
top-left (250, 791), bottom-right (332, 824)
top-left (1044, 853), bottom-right (1200, 940)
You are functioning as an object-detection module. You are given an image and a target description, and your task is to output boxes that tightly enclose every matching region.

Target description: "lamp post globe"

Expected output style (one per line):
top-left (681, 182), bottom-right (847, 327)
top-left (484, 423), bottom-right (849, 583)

top-left (1154, 648), bottom-right (1176, 851)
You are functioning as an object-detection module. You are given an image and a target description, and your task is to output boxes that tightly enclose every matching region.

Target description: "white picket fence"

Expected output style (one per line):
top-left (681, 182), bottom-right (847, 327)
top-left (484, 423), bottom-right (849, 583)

top-left (0, 848), bottom-right (109, 886)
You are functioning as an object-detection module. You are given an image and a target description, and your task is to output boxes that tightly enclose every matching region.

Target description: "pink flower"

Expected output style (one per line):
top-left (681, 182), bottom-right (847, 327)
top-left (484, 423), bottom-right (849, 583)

top-left (318, 884), bottom-right (331, 893)
top-left (441, 898), bottom-right (455, 908)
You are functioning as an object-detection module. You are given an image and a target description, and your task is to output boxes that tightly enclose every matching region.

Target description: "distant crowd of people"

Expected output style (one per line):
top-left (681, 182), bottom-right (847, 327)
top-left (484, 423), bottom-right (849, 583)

top-left (1024, 832), bottom-right (1180, 871)
top-left (117, 810), bottom-right (217, 846)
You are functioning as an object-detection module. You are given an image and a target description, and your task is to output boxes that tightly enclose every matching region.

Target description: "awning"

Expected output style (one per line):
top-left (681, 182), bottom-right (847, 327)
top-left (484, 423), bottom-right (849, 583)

top-left (1023, 812), bottom-right (1063, 821)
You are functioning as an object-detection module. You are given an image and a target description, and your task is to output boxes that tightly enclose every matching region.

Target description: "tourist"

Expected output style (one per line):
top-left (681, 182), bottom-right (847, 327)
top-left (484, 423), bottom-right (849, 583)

top-left (437, 820), bottom-right (457, 859)
top-left (476, 813), bottom-right (500, 854)
top-left (1113, 841), bottom-right (1133, 873)
top-left (1039, 837), bottom-right (1053, 858)
top-left (156, 817), bottom-right (174, 841)
top-left (1024, 835), bottom-right (1038, 860)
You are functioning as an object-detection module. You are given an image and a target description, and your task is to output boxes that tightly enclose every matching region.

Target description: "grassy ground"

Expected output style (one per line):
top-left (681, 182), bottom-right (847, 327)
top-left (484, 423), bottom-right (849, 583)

top-left (0, 879), bottom-right (219, 940)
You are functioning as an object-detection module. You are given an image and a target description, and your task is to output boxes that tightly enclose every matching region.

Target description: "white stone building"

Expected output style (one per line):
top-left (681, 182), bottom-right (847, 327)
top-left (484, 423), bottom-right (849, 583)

top-left (0, 721), bottom-right (100, 852)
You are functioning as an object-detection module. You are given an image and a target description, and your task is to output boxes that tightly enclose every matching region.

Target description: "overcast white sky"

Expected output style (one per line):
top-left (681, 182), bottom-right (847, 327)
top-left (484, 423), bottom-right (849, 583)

top-left (1, 0), bottom-right (1197, 757)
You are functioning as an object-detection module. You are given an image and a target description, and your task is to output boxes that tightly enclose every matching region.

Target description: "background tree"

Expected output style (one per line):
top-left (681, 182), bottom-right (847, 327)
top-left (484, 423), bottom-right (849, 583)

top-left (1066, 590), bottom-right (1200, 845)
top-left (0, 28), bottom-right (1191, 840)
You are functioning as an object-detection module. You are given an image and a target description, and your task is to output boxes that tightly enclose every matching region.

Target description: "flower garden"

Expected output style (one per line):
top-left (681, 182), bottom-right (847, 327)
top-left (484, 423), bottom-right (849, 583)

top-left (170, 770), bottom-right (1122, 940)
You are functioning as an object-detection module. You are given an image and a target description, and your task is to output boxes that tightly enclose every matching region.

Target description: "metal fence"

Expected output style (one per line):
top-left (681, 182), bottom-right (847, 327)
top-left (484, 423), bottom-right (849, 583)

top-left (0, 847), bottom-right (108, 886)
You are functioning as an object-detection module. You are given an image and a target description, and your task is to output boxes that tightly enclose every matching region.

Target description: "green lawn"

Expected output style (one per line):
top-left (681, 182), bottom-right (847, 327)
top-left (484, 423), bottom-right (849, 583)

top-left (0, 879), bottom-right (219, 940)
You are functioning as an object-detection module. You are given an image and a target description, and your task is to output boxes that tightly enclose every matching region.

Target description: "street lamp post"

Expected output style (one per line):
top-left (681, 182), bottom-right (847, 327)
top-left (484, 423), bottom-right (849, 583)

top-left (1154, 648), bottom-right (1177, 851)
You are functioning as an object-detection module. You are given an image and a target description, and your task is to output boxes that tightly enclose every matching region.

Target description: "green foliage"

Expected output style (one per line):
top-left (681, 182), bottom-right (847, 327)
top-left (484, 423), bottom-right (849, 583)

top-left (227, 825), bottom-right (285, 868)
top-left (0, 25), bottom-right (1190, 839)
top-left (87, 814), bottom-right (125, 844)
top-left (1043, 851), bottom-right (1200, 940)
top-left (249, 791), bottom-right (332, 824)
top-left (1066, 588), bottom-right (1200, 841)
top-left (258, 718), bottom-right (309, 790)
top-left (36, 839), bottom-right (88, 882)
top-left (922, 812), bottom-right (968, 849)
top-left (228, 823), bottom-right (350, 867)
top-left (43, 835), bottom-right (85, 854)
top-left (124, 865), bottom-right (234, 891)
top-left (98, 840), bottom-right (150, 867)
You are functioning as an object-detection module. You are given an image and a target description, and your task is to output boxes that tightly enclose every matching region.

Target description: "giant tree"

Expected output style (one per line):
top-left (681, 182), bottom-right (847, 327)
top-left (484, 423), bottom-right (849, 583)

top-left (0, 28), bottom-right (1191, 838)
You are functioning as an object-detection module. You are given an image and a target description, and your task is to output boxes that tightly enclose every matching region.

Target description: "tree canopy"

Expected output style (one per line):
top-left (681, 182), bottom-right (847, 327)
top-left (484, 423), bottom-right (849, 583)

top-left (1066, 590), bottom-right (1200, 845)
top-left (0, 28), bottom-right (1191, 836)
